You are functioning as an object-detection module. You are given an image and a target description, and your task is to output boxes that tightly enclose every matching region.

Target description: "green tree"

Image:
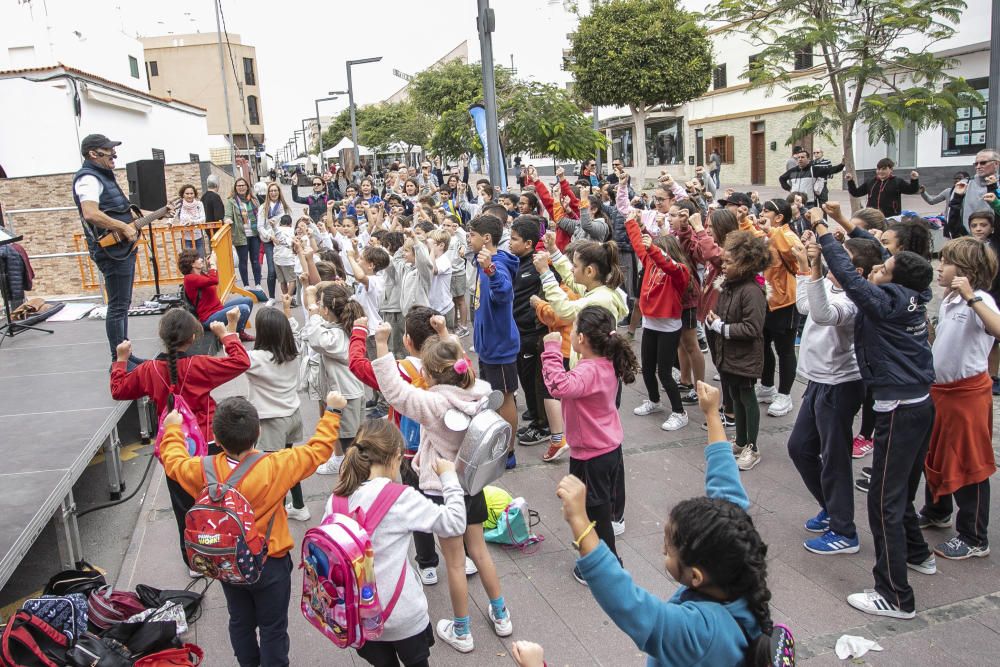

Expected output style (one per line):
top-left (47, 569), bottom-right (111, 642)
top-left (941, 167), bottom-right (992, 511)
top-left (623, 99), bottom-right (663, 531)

top-left (358, 101), bottom-right (434, 157)
top-left (711, 0), bottom-right (982, 185)
top-left (569, 0), bottom-right (713, 170)
top-left (317, 108), bottom-right (354, 153)
top-left (500, 82), bottom-right (607, 161)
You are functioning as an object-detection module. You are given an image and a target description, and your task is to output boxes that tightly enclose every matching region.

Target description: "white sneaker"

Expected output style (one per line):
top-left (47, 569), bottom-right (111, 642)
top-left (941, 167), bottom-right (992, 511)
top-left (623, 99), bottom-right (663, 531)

top-left (419, 566), bottom-right (438, 585)
top-left (713, 372), bottom-right (720, 381)
top-left (660, 411), bottom-right (689, 431)
top-left (285, 503), bottom-right (311, 522)
top-left (755, 384), bottom-right (777, 404)
top-left (464, 556), bottom-right (478, 576)
top-left (847, 589), bottom-right (916, 619)
top-left (768, 393), bottom-right (793, 417)
top-left (265, 298), bottom-right (275, 307)
top-left (907, 555), bottom-right (938, 576)
top-left (612, 520), bottom-right (625, 536)
top-left (316, 455), bottom-right (343, 475)
top-left (736, 446), bottom-right (761, 471)
top-left (436, 619), bottom-right (474, 653)
top-left (489, 605), bottom-right (513, 637)
top-left (633, 400), bottom-right (664, 416)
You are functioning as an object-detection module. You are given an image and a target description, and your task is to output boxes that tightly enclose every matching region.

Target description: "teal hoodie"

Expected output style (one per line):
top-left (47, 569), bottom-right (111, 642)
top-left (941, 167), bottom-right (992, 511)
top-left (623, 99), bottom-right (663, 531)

top-left (577, 442), bottom-right (760, 666)
top-left (472, 249), bottom-right (520, 365)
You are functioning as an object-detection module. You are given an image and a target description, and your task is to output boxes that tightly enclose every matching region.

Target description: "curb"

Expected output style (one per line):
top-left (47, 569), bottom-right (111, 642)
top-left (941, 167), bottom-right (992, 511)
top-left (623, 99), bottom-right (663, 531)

top-left (114, 463), bottom-right (166, 590)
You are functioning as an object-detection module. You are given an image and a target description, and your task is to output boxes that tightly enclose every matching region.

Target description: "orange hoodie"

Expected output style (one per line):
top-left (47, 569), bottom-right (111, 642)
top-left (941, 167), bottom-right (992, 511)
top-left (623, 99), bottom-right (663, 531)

top-left (160, 410), bottom-right (341, 558)
top-left (764, 224), bottom-right (803, 311)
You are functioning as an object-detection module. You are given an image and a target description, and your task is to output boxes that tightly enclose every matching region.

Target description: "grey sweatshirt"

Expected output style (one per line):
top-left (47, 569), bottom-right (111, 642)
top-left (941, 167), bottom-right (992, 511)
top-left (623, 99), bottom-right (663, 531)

top-left (324, 473), bottom-right (466, 642)
top-left (795, 276), bottom-right (861, 384)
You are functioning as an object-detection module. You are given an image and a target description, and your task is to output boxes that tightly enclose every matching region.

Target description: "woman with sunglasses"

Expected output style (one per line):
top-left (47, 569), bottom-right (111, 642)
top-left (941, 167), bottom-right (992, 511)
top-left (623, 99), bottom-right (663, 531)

top-left (291, 173), bottom-right (338, 223)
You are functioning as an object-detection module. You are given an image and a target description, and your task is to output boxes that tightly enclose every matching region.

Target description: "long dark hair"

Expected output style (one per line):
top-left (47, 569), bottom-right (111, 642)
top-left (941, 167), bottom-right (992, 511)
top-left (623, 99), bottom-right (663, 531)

top-left (253, 307), bottom-right (299, 364)
top-left (158, 309), bottom-right (202, 388)
top-left (574, 241), bottom-right (624, 290)
top-left (575, 306), bottom-right (638, 383)
top-left (669, 496), bottom-right (773, 663)
top-left (709, 209), bottom-right (739, 247)
top-left (888, 220), bottom-right (932, 260)
top-left (317, 281), bottom-right (365, 335)
top-left (333, 419), bottom-right (404, 497)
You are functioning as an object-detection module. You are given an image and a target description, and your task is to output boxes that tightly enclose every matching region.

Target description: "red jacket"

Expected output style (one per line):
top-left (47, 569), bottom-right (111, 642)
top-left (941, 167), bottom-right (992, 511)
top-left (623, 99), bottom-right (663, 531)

top-left (349, 325), bottom-right (411, 427)
top-left (678, 225), bottom-right (722, 320)
top-left (109, 333), bottom-right (250, 441)
top-left (625, 217), bottom-right (688, 319)
top-left (526, 176), bottom-right (580, 252)
top-left (183, 270), bottom-right (225, 322)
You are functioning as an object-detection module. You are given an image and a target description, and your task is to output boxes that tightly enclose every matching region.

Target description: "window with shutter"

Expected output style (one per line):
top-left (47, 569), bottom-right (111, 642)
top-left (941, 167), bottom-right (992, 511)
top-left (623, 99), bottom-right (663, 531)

top-left (712, 64), bottom-right (728, 90)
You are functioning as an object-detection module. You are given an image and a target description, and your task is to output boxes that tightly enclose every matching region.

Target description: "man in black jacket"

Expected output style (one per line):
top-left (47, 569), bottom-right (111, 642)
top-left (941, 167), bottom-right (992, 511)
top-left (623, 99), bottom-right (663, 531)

top-left (847, 158), bottom-right (921, 217)
top-left (778, 147), bottom-right (845, 207)
top-left (201, 175), bottom-right (225, 223)
top-left (509, 216), bottom-right (555, 447)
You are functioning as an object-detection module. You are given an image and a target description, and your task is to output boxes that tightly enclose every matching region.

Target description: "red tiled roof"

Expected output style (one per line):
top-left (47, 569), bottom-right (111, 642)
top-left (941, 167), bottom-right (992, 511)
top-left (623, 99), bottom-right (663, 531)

top-left (0, 63), bottom-right (207, 111)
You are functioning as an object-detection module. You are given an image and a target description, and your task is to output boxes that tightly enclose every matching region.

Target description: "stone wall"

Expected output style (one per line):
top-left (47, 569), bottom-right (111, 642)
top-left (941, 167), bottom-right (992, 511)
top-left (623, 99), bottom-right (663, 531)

top-left (0, 162), bottom-right (230, 296)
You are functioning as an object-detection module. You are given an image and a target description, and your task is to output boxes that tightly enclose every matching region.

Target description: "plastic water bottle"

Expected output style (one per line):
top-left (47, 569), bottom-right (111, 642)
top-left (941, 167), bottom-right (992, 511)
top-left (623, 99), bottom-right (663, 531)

top-left (359, 585), bottom-right (382, 632)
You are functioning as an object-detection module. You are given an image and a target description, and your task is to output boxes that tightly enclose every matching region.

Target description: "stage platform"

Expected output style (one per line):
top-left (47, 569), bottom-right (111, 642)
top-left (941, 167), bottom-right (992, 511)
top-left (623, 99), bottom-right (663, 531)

top-left (0, 315), bottom-right (159, 591)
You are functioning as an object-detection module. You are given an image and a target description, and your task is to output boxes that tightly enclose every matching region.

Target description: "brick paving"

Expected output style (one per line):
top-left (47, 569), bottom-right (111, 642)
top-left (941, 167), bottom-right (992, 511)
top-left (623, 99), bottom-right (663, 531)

top-left (115, 327), bottom-right (1000, 666)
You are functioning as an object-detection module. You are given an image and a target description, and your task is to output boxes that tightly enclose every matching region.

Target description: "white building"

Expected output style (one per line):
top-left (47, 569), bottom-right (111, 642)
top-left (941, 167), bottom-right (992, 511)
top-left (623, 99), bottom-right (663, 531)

top-left (0, 0), bottom-right (212, 177)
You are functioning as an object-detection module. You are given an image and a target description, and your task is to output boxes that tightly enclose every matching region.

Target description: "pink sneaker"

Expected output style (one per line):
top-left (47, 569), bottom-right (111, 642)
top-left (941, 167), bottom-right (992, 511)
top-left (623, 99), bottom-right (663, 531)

top-left (852, 435), bottom-right (874, 459)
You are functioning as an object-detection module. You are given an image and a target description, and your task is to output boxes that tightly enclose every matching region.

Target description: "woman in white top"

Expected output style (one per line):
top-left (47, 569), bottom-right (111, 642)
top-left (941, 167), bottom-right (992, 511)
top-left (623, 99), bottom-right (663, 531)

top-left (177, 184), bottom-right (206, 257)
top-left (257, 182), bottom-right (291, 302)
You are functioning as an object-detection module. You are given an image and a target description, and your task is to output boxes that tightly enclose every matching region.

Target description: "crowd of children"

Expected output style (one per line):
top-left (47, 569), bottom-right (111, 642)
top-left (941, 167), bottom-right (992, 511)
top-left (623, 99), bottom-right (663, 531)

top-left (109, 155), bottom-right (1000, 665)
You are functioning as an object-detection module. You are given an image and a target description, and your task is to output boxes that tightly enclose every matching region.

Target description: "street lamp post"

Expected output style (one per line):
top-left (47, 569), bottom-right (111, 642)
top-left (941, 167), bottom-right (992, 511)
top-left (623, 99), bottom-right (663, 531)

top-left (476, 0), bottom-right (503, 189)
top-left (316, 90), bottom-right (347, 168)
top-left (346, 57), bottom-right (382, 167)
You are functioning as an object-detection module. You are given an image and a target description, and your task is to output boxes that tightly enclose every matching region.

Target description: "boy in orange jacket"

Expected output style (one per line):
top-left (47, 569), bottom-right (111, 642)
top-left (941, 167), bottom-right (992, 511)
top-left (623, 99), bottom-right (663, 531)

top-left (160, 391), bottom-right (345, 667)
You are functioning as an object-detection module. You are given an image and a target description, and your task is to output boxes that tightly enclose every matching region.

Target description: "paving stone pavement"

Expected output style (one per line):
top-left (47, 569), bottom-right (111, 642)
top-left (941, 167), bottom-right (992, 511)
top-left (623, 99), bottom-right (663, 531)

top-left (113, 339), bottom-right (1000, 666)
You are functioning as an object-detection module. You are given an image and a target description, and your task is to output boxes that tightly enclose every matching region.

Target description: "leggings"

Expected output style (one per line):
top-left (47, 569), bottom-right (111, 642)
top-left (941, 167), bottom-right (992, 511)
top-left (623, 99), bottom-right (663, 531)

top-left (761, 327), bottom-right (798, 395)
top-left (235, 236), bottom-right (262, 287)
top-left (640, 327), bottom-right (683, 413)
top-left (859, 386), bottom-right (876, 439)
top-left (706, 329), bottom-right (734, 415)
top-left (722, 372), bottom-right (760, 449)
top-left (285, 443), bottom-right (304, 509)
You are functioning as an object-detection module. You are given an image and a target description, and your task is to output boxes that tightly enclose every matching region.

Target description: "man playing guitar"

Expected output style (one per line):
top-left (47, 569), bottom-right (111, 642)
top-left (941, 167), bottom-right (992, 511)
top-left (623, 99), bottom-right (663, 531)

top-left (72, 134), bottom-right (172, 369)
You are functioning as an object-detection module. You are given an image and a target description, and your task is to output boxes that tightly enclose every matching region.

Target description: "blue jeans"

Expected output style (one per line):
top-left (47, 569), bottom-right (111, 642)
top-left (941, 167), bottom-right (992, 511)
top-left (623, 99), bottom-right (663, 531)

top-left (221, 554), bottom-right (292, 667)
top-left (235, 236), bottom-right (262, 287)
top-left (261, 241), bottom-right (275, 298)
top-left (183, 236), bottom-right (206, 257)
top-left (91, 245), bottom-right (136, 361)
top-left (202, 296), bottom-right (253, 332)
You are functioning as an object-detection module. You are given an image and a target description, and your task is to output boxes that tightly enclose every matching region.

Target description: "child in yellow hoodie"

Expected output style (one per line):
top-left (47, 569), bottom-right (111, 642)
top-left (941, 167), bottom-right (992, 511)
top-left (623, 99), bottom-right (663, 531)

top-left (160, 391), bottom-right (345, 667)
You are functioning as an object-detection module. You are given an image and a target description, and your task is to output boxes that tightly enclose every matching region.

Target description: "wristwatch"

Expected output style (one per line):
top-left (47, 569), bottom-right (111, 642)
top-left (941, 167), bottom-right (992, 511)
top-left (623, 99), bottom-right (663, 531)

top-left (967, 296), bottom-right (983, 307)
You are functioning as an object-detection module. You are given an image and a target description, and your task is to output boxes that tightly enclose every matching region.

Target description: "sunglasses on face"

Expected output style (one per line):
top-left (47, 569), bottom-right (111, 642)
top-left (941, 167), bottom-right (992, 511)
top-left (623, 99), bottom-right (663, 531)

top-left (95, 151), bottom-right (117, 159)
top-left (313, 182), bottom-right (324, 187)
top-left (975, 160), bottom-right (997, 166)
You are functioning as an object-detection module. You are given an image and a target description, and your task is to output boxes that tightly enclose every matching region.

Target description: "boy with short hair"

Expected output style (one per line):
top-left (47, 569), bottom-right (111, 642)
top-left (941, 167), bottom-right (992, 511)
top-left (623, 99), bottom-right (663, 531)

top-left (442, 215), bottom-right (470, 337)
top-left (160, 393), bottom-right (344, 667)
top-left (469, 214), bottom-right (521, 467)
top-left (427, 229), bottom-right (457, 329)
top-left (816, 220), bottom-right (936, 620)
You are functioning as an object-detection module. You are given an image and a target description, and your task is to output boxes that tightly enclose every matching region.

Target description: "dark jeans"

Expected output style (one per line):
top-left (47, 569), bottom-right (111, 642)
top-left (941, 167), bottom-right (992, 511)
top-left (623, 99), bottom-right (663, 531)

top-left (221, 554), bottom-right (293, 667)
top-left (868, 399), bottom-right (934, 613)
top-left (762, 307), bottom-right (798, 395)
top-left (787, 380), bottom-right (864, 537)
top-left (921, 479), bottom-right (991, 548)
top-left (203, 296), bottom-right (254, 332)
top-left (640, 327), bottom-right (683, 413)
top-left (92, 247), bottom-right (136, 361)
top-left (516, 335), bottom-right (548, 428)
top-left (236, 237), bottom-right (262, 287)
top-left (261, 241), bottom-right (276, 298)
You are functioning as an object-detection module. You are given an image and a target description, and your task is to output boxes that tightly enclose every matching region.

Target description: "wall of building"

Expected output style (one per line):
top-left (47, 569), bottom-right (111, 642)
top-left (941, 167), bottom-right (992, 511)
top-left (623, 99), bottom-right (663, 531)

top-left (0, 77), bottom-right (210, 178)
top-left (0, 162), bottom-right (223, 296)
top-left (142, 34), bottom-right (263, 141)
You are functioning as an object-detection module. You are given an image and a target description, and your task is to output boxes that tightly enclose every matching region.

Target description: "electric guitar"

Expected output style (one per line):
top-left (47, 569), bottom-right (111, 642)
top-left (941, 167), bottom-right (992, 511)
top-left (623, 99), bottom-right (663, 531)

top-left (94, 202), bottom-right (175, 260)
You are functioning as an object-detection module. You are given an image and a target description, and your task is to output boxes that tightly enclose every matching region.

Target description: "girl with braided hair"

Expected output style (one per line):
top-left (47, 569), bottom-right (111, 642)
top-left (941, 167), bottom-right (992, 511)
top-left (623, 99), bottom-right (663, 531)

top-left (109, 307), bottom-right (250, 576)
top-left (557, 382), bottom-right (779, 666)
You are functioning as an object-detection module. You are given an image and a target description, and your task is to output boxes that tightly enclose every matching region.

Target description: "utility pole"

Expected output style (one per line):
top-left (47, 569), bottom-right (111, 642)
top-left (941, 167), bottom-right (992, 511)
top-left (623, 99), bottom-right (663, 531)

top-left (476, 0), bottom-right (503, 189)
top-left (346, 58), bottom-right (382, 168)
top-left (213, 0), bottom-right (237, 177)
top-left (988, 0), bottom-right (1000, 148)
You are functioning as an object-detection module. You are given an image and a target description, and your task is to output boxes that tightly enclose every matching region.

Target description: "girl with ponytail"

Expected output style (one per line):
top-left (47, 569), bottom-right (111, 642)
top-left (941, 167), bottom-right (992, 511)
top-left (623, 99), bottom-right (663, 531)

top-left (556, 382), bottom-right (778, 666)
top-left (541, 305), bottom-right (638, 581)
top-left (109, 306), bottom-right (250, 575)
top-left (326, 419), bottom-right (466, 666)
top-left (302, 281), bottom-right (367, 475)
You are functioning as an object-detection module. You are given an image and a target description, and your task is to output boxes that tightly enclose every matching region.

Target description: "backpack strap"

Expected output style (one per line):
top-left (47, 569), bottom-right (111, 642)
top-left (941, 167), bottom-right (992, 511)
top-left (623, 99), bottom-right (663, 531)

top-left (362, 483), bottom-right (408, 533)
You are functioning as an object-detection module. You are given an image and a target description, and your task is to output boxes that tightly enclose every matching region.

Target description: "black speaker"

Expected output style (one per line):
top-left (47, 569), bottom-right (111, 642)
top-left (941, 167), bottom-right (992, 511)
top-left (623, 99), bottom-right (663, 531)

top-left (126, 159), bottom-right (167, 210)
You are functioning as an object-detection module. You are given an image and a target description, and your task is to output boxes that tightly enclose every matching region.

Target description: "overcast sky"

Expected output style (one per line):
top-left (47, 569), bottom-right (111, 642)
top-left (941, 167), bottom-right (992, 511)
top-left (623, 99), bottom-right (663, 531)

top-left (119, 0), bottom-right (583, 153)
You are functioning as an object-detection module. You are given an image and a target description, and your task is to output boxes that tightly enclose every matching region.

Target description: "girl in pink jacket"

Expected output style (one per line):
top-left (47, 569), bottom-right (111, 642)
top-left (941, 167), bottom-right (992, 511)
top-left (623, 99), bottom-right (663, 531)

top-left (541, 305), bottom-right (640, 583)
top-left (371, 323), bottom-right (512, 654)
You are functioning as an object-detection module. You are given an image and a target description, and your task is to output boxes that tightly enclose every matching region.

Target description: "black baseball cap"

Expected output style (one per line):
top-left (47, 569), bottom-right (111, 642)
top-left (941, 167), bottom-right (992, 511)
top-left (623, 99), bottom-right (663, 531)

top-left (717, 192), bottom-right (753, 208)
top-left (81, 134), bottom-right (121, 156)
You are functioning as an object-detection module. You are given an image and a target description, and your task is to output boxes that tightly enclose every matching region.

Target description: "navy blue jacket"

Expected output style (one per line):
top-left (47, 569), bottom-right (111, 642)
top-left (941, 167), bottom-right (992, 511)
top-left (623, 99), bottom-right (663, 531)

top-left (72, 160), bottom-right (132, 248)
top-left (819, 234), bottom-right (934, 400)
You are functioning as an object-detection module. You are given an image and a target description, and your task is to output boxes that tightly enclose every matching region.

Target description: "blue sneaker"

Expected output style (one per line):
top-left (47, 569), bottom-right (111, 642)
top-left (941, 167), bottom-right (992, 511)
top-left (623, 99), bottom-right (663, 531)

top-left (506, 452), bottom-right (517, 470)
top-left (804, 530), bottom-right (860, 555)
top-left (804, 509), bottom-right (830, 533)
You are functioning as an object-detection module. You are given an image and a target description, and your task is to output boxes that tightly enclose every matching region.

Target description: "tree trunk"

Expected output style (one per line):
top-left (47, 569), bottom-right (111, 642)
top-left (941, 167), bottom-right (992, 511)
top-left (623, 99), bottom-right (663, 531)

top-left (629, 105), bottom-right (648, 181)
top-left (840, 121), bottom-right (864, 214)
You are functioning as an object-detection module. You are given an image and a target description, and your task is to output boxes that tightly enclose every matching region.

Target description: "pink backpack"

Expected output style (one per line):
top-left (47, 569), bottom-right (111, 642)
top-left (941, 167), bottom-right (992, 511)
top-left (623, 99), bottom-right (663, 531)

top-left (153, 365), bottom-right (208, 460)
top-left (300, 483), bottom-right (408, 648)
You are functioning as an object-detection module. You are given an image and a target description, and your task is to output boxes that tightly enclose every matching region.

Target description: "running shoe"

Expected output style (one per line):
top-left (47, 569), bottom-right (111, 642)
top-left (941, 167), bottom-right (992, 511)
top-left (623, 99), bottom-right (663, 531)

top-left (934, 537), bottom-right (990, 560)
top-left (542, 439), bottom-right (569, 462)
top-left (918, 513), bottom-right (954, 529)
top-left (435, 619), bottom-right (474, 653)
top-left (847, 589), bottom-right (915, 619)
top-left (804, 530), bottom-right (860, 555)
top-left (661, 412), bottom-right (689, 431)
top-left (851, 436), bottom-right (874, 459)
top-left (805, 508), bottom-right (830, 533)
top-left (633, 400), bottom-right (664, 416)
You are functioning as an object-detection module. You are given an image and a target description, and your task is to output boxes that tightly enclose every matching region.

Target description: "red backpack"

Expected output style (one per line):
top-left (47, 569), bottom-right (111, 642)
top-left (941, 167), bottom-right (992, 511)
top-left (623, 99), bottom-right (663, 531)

top-left (184, 452), bottom-right (275, 585)
top-left (0, 611), bottom-right (69, 667)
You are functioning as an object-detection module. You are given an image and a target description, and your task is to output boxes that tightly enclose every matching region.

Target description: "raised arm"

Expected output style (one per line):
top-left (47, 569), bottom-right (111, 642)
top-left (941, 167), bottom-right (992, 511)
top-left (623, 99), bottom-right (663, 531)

top-left (541, 339), bottom-right (592, 398)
